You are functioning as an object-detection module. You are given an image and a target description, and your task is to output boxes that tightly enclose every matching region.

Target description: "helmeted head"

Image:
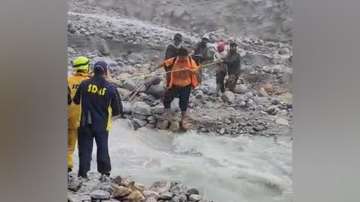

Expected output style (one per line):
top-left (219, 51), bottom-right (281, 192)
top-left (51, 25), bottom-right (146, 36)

top-left (93, 60), bottom-right (108, 77)
top-left (173, 33), bottom-right (183, 46)
top-left (72, 56), bottom-right (90, 73)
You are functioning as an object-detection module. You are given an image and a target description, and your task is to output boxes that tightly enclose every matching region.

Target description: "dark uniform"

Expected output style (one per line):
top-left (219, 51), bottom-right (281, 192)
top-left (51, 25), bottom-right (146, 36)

top-left (223, 52), bottom-right (241, 91)
top-left (73, 75), bottom-right (123, 178)
top-left (165, 44), bottom-right (181, 59)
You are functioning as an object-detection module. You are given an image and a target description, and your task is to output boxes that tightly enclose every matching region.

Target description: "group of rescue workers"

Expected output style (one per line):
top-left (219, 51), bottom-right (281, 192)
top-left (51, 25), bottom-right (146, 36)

top-left (67, 33), bottom-right (241, 182)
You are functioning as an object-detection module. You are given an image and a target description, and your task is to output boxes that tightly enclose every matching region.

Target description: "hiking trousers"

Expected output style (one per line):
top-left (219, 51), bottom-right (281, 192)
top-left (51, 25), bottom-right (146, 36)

top-left (163, 85), bottom-right (192, 112)
top-left (216, 70), bottom-right (226, 93)
top-left (78, 125), bottom-right (111, 178)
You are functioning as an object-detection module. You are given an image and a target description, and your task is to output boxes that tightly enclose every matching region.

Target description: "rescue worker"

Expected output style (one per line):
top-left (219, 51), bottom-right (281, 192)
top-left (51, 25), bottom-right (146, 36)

top-left (214, 41), bottom-right (228, 96)
top-left (73, 61), bottom-right (123, 181)
top-left (192, 37), bottom-right (211, 65)
top-left (164, 33), bottom-right (184, 87)
top-left (67, 56), bottom-right (91, 173)
top-left (165, 33), bottom-right (183, 59)
top-left (223, 42), bottom-right (241, 92)
top-left (160, 47), bottom-right (200, 129)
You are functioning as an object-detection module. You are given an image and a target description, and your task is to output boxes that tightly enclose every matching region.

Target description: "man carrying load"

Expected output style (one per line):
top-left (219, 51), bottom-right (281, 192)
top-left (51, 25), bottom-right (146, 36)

top-left (159, 47), bottom-right (200, 130)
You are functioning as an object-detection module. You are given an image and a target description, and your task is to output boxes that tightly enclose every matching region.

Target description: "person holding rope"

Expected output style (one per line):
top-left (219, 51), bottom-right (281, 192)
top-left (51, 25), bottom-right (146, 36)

top-left (159, 47), bottom-right (200, 130)
top-left (222, 41), bottom-right (241, 92)
top-left (165, 33), bottom-right (183, 59)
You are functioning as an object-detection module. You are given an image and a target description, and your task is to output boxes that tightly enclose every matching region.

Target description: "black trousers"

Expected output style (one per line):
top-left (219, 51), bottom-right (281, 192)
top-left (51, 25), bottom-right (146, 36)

top-left (78, 125), bottom-right (111, 177)
top-left (216, 70), bottom-right (226, 93)
top-left (163, 85), bottom-right (192, 112)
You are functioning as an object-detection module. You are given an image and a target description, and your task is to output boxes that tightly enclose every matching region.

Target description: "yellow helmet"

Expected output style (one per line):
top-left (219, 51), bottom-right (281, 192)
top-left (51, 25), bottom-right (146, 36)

top-left (72, 56), bottom-right (90, 72)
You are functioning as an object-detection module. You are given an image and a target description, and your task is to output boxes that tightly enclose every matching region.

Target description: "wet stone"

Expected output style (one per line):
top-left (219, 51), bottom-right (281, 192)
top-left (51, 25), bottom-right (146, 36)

top-left (159, 192), bottom-right (173, 200)
top-left (90, 190), bottom-right (111, 200)
top-left (189, 194), bottom-right (201, 201)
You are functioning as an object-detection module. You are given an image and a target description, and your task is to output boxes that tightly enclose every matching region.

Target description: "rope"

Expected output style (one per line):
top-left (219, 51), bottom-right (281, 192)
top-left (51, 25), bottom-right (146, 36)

top-left (119, 59), bottom-right (223, 103)
top-left (119, 59), bottom-right (223, 82)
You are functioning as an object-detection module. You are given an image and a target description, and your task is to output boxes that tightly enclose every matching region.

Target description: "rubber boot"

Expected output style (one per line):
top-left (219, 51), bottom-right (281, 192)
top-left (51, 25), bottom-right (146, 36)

top-left (180, 111), bottom-right (192, 130)
top-left (163, 108), bottom-right (172, 121)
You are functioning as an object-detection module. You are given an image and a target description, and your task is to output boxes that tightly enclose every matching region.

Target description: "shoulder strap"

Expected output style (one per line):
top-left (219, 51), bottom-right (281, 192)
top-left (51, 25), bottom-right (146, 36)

top-left (171, 57), bottom-right (177, 67)
top-left (188, 56), bottom-right (193, 67)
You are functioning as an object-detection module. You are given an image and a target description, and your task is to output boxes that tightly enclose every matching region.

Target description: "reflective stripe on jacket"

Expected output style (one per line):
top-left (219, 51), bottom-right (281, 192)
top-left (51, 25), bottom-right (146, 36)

top-left (67, 72), bottom-right (90, 129)
top-left (161, 56), bottom-right (200, 88)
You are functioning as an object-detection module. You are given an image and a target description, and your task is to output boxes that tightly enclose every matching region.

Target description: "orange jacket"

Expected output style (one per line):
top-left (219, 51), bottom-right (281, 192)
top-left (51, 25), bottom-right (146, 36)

top-left (161, 56), bottom-right (200, 88)
top-left (67, 72), bottom-right (90, 129)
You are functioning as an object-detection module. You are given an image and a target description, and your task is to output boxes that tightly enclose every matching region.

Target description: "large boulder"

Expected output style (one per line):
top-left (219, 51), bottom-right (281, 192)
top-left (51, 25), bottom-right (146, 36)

top-left (125, 189), bottom-right (145, 201)
top-left (145, 84), bottom-right (165, 99)
top-left (189, 194), bottom-right (202, 202)
top-left (222, 91), bottom-right (235, 103)
top-left (112, 184), bottom-right (132, 198)
top-left (132, 101), bottom-right (152, 116)
top-left (150, 180), bottom-right (171, 194)
top-left (169, 121), bottom-right (180, 132)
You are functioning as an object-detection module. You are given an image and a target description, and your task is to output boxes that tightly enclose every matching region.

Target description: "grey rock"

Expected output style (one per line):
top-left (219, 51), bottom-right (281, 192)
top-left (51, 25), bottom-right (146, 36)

top-left (132, 118), bottom-right (147, 129)
top-left (90, 190), bottom-right (111, 200)
top-left (244, 91), bottom-right (254, 99)
top-left (147, 116), bottom-right (157, 124)
top-left (145, 197), bottom-right (158, 202)
top-left (133, 101), bottom-right (152, 115)
top-left (275, 117), bottom-right (289, 126)
top-left (157, 120), bottom-right (170, 130)
top-left (169, 121), bottom-right (180, 132)
top-left (152, 106), bottom-right (165, 114)
top-left (132, 113), bottom-right (148, 122)
top-left (187, 188), bottom-right (200, 195)
top-left (146, 84), bottom-right (165, 99)
top-left (112, 176), bottom-right (122, 185)
top-left (68, 177), bottom-right (82, 192)
top-left (253, 124), bottom-right (266, 132)
top-left (271, 99), bottom-right (281, 105)
top-left (222, 91), bottom-right (235, 103)
top-left (143, 190), bottom-right (160, 199)
top-left (266, 106), bottom-right (279, 115)
top-left (67, 47), bottom-right (76, 54)
top-left (189, 194), bottom-right (201, 201)
top-left (170, 183), bottom-right (188, 195)
top-left (117, 88), bottom-right (131, 97)
top-left (233, 84), bottom-right (249, 94)
top-left (159, 192), bottom-right (173, 200)
top-left (95, 38), bottom-right (111, 56)
top-left (171, 194), bottom-right (187, 202)
top-left (122, 79), bottom-right (137, 91)
top-left (121, 101), bottom-right (132, 114)
top-left (194, 90), bottom-right (204, 99)
top-left (150, 180), bottom-right (171, 194)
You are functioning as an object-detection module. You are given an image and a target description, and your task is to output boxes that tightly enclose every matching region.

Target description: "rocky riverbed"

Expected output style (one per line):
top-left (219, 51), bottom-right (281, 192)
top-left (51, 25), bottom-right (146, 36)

top-left (67, 1), bottom-right (293, 201)
top-left (68, 173), bottom-right (211, 202)
top-left (67, 10), bottom-right (293, 137)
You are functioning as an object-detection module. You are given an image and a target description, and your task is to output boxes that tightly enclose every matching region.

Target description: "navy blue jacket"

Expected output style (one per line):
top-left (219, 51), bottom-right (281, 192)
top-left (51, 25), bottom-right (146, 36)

top-left (73, 75), bottom-right (123, 131)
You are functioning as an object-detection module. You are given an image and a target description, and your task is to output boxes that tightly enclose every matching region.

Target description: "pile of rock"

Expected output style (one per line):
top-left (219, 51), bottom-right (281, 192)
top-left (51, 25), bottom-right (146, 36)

top-left (68, 174), bottom-right (211, 202)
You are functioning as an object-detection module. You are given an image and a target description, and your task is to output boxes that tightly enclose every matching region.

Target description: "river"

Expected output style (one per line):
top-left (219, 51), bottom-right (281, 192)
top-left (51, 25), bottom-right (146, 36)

top-left (74, 119), bottom-right (292, 202)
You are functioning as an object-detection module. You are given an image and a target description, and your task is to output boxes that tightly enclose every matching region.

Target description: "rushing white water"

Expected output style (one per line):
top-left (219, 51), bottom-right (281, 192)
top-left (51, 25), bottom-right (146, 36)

top-left (74, 119), bottom-right (292, 202)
